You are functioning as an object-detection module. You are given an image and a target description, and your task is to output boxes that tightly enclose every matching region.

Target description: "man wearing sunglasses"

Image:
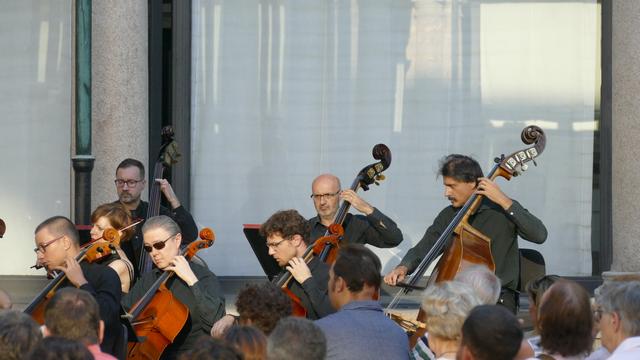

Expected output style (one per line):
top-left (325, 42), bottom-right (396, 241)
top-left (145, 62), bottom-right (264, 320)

top-left (114, 158), bottom-right (198, 280)
top-left (122, 215), bottom-right (225, 359)
top-left (308, 173), bottom-right (403, 248)
top-left (32, 216), bottom-right (122, 357)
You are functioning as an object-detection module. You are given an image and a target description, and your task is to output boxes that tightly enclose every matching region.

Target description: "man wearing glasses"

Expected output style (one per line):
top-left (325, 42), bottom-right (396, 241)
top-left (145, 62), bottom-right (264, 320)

top-left (114, 158), bottom-right (198, 280)
top-left (308, 173), bottom-right (403, 247)
top-left (32, 216), bottom-right (122, 357)
top-left (122, 215), bottom-right (225, 359)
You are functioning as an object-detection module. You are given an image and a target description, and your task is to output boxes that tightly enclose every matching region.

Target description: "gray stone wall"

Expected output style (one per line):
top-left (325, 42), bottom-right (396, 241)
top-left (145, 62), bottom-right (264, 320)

top-left (91, 1), bottom-right (149, 209)
top-left (612, 1), bottom-right (640, 271)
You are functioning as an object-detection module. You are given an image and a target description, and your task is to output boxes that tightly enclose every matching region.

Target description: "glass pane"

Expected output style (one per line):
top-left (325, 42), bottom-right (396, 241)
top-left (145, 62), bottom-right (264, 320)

top-left (191, 0), bottom-right (598, 276)
top-left (0, 1), bottom-right (72, 275)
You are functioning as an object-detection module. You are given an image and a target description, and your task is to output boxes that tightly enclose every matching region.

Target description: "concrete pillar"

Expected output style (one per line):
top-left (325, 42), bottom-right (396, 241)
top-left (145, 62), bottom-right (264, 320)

top-left (612, 1), bottom-right (640, 272)
top-left (91, 2), bottom-right (149, 210)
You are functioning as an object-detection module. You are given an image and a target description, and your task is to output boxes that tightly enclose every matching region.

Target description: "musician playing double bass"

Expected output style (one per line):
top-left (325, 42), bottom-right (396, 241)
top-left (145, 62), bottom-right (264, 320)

top-left (384, 154), bottom-right (547, 313)
top-left (309, 173), bottom-right (403, 247)
top-left (33, 216), bottom-right (122, 356)
top-left (114, 158), bottom-right (198, 279)
top-left (122, 215), bottom-right (225, 359)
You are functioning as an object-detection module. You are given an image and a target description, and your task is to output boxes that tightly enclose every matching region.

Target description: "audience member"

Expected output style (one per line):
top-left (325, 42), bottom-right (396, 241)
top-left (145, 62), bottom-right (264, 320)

top-left (457, 305), bottom-right (523, 360)
top-left (224, 325), bottom-right (267, 360)
top-left (179, 336), bottom-right (243, 360)
top-left (418, 281), bottom-right (481, 360)
top-left (594, 281), bottom-right (640, 359)
top-left (27, 336), bottom-right (94, 360)
top-left (518, 274), bottom-right (561, 358)
top-left (454, 265), bottom-right (501, 305)
top-left (217, 282), bottom-right (292, 336)
top-left (43, 287), bottom-right (116, 360)
top-left (268, 317), bottom-right (326, 360)
top-left (528, 280), bottom-right (593, 359)
top-left (0, 309), bottom-right (42, 360)
top-left (315, 244), bottom-right (409, 360)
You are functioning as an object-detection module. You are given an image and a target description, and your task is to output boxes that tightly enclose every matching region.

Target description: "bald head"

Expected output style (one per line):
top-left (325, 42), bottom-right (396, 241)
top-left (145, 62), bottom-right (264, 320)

top-left (312, 174), bottom-right (341, 192)
top-left (0, 289), bottom-right (11, 309)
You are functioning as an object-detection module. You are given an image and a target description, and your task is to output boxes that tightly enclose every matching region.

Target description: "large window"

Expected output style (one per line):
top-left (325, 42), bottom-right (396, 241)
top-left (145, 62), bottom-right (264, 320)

top-left (191, 0), bottom-right (599, 276)
top-left (0, 1), bottom-right (72, 275)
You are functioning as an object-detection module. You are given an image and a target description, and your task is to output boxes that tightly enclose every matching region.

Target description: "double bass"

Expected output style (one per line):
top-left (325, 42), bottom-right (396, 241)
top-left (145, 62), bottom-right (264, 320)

top-left (386, 125), bottom-right (546, 341)
top-left (271, 143), bottom-right (392, 316)
top-left (138, 126), bottom-right (181, 276)
top-left (125, 228), bottom-right (215, 360)
top-left (24, 229), bottom-right (122, 323)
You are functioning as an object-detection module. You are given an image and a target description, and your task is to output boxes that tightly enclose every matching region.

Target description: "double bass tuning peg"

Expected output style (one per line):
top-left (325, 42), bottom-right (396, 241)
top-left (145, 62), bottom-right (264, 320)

top-left (375, 174), bottom-right (386, 181)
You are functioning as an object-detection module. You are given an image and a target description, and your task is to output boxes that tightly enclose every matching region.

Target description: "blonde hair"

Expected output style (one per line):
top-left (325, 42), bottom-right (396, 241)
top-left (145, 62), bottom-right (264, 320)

top-left (421, 281), bottom-right (481, 340)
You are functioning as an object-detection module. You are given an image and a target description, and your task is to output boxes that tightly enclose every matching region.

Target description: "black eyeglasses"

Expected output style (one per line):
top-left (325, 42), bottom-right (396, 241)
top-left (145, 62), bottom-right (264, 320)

top-left (310, 191), bottom-right (340, 201)
top-left (143, 233), bottom-right (177, 253)
top-left (114, 179), bottom-right (144, 187)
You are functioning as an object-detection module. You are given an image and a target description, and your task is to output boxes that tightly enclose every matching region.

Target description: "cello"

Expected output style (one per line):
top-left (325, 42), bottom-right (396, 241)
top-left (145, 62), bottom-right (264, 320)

top-left (386, 125), bottom-right (546, 342)
top-left (138, 126), bottom-right (181, 276)
top-left (271, 144), bottom-right (392, 316)
top-left (125, 228), bottom-right (215, 360)
top-left (24, 228), bottom-right (122, 323)
top-left (0, 218), bottom-right (5, 238)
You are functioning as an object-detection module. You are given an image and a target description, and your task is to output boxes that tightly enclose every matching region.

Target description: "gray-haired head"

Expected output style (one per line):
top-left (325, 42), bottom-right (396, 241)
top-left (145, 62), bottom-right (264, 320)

top-left (267, 317), bottom-right (326, 360)
top-left (454, 265), bottom-right (501, 305)
top-left (142, 215), bottom-right (180, 236)
top-left (596, 281), bottom-right (640, 338)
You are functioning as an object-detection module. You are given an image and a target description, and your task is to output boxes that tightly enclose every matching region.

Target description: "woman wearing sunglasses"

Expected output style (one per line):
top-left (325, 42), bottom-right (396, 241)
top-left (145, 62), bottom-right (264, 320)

top-left (121, 215), bottom-right (226, 359)
top-left (90, 202), bottom-right (136, 293)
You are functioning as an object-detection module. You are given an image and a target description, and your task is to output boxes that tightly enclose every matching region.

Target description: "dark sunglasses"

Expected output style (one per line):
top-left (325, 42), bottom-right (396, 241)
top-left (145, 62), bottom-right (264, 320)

top-left (143, 233), bottom-right (177, 253)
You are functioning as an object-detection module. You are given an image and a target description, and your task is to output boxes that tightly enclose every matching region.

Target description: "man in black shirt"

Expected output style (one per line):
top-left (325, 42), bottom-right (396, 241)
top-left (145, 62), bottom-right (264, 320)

top-left (33, 216), bottom-right (122, 357)
top-left (122, 215), bottom-right (225, 359)
top-left (113, 158), bottom-right (198, 279)
top-left (384, 155), bottom-right (547, 313)
top-left (308, 174), bottom-right (403, 248)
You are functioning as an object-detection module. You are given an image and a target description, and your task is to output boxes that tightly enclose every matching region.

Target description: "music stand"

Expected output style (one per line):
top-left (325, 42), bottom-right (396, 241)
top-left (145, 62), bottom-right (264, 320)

top-left (243, 224), bottom-right (282, 280)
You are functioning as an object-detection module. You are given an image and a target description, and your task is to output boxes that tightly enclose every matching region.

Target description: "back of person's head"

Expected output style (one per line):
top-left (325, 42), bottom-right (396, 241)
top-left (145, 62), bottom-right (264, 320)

top-left (224, 325), bottom-right (267, 360)
top-left (142, 215), bottom-right (181, 236)
top-left (332, 244), bottom-right (382, 292)
top-left (538, 280), bottom-right (593, 356)
top-left (90, 202), bottom-right (134, 241)
top-left (259, 209), bottom-right (311, 245)
top-left (44, 288), bottom-right (101, 345)
top-left (179, 336), bottom-right (243, 360)
top-left (454, 265), bottom-right (501, 305)
top-left (0, 309), bottom-right (42, 360)
top-left (439, 154), bottom-right (483, 183)
top-left (526, 274), bottom-right (561, 307)
top-left (34, 216), bottom-right (80, 246)
top-left (421, 281), bottom-right (481, 341)
top-left (116, 158), bottom-right (145, 177)
top-left (596, 281), bottom-right (640, 338)
top-left (460, 305), bottom-right (523, 360)
top-left (236, 282), bottom-right (292, 335)
top-left (0, 288), bottom-right (12, 309)
top-left (267, 317), bottom-right (326, 360)
top-left (27, 336), bottom-right (93, 360)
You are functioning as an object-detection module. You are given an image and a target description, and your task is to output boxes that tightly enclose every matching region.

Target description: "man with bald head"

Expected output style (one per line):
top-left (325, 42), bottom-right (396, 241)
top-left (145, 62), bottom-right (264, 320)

top-left (308, 174), bottom-right (403, 248)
